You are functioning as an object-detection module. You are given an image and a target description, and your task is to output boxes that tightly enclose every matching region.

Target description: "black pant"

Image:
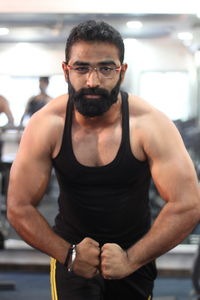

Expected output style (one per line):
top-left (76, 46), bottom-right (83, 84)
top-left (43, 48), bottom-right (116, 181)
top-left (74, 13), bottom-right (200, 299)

top-left (50, 258), bottom-right (155, 300)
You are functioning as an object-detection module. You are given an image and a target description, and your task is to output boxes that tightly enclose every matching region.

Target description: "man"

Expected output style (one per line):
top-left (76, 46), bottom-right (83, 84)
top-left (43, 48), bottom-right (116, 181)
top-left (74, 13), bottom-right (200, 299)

top-left (7, 20), bottom-right (200, 300)
top-left (20, 76), bottom-right (52, 126)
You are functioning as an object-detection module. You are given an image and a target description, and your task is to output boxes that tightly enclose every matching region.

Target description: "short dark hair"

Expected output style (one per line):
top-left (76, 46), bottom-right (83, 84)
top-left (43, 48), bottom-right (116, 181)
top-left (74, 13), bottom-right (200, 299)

top-left (39, 77), bottom-right (49, 84)
top-left (65, 20), bottom-right (124, 63)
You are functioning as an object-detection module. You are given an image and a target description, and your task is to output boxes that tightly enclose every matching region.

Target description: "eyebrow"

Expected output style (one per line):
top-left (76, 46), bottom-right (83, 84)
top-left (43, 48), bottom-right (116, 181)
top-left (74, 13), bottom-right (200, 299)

top-left (72, 60), bottom-right (117, 66)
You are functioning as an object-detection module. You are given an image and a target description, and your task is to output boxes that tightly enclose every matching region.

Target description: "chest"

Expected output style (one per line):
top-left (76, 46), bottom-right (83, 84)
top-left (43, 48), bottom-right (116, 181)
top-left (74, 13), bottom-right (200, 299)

top-left (71, 124), bottom-right (122, 167)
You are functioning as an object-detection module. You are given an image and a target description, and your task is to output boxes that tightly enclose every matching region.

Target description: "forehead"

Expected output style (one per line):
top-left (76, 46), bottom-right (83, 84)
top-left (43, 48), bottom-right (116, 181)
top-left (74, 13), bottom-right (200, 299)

top-left (68, 41), bottom-right (120, 64)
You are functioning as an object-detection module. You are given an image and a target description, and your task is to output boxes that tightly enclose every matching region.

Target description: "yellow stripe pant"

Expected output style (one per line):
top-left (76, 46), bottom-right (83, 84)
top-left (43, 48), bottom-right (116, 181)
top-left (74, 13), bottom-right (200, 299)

top-left (50, 258), bottom-right (154, 300)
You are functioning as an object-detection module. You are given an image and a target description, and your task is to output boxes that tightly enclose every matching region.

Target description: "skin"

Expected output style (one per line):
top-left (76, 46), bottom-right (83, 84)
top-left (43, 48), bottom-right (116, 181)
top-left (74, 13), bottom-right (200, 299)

top-left (0, 95), bottom-right (14, 126)
top-left (7, 41), bottom-right (200, 281)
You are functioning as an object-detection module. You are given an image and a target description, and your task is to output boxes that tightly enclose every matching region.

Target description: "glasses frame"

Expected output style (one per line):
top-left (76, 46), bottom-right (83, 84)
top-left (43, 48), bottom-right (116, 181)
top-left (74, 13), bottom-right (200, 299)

top-left (66, 64), bottom-right (122, 79)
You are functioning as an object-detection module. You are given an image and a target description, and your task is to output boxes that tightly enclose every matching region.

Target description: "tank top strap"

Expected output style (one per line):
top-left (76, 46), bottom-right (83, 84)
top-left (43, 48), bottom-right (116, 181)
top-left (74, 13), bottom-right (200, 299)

top-left (120, 91), bottom-right (130, 147)
top-left (63, 97), bottom-right (74, 144)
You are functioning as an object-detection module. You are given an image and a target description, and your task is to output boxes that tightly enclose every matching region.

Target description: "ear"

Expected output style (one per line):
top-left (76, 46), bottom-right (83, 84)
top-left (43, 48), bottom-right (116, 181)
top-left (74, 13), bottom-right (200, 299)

top-left (120, 63), bottom-right (128, 83)
top-left (62, 62), bottom-right (69, 83)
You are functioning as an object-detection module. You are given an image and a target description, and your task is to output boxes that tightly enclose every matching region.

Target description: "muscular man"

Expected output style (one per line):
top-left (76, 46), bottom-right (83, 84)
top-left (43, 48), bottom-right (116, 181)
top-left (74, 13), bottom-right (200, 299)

top-left (7, 20), bottom-right (200, 300)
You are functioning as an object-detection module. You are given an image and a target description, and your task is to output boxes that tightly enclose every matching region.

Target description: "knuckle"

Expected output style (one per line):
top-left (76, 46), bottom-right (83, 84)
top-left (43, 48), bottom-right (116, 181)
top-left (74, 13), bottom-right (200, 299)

top-left (95, 247), bottom-right (101, 254)
top-left (101, 252), bottom-right (106, 260)
top-left (101, 248), bottom-right (108, 257)
top-left (84, 237), bottom-right (91, 243)
top-left (101, 260), bottom-right (107, 269)
top-left (102, 243), bottom-right (111, 251)
top-left (102, 244), bottom-right (107, 250)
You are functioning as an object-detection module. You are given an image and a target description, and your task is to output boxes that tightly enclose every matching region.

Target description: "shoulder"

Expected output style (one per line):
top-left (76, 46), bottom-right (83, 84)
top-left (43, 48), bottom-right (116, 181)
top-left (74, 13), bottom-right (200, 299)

top-left (41, 94), bottom-right (68, 115)
top-left (127, 93), bottom-right (178, 133)
top-left (34, 94), bottom-right (68, 120)
top-left (128, 94), bottom-right (157, 118)
top-left (127, 94), bottom-right (184, 159)
top-left (30, 93), bottom-right (68, 130)
top-left (21, 94), bottom-right (69, 155)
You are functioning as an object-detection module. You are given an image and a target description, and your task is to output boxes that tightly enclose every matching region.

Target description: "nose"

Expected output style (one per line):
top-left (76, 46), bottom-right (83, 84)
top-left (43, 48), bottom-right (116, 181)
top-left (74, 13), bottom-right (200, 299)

top-left (86, 69), bottom-right (101, 88)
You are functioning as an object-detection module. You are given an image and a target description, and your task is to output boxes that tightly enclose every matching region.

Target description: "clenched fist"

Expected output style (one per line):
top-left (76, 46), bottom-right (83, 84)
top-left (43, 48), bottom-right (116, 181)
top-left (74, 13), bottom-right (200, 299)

top-left (73, 237), bottom-right (100, 278)
top-left (101, 243), bottom-right (132, 280)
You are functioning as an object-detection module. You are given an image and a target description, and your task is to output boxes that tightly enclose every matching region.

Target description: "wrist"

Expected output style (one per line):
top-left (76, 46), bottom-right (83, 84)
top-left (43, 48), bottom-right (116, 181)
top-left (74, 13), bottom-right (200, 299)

top-left (126, 247), bottom-right (142, 273)
top-left (64, 244), bottom-right (76, 272)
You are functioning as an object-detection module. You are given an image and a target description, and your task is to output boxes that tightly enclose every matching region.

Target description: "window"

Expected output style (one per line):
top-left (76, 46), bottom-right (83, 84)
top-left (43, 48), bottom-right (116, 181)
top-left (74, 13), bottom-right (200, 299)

top-left (139, 71), bottom-right (190, 120)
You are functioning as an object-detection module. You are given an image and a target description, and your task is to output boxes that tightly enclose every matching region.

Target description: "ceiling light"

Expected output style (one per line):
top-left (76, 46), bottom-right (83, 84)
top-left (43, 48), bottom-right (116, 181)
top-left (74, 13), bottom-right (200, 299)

top-left (126, 21), bottom-right (143, 29)
top-left (177, 32), bottom-right (193, 41)
top-left (0, 27), bottom-right (9, 36)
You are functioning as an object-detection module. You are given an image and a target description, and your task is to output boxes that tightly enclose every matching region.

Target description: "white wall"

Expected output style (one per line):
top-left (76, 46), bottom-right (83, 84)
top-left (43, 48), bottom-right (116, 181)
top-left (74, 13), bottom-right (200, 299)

top-left (0, 43), bottom-right (64, 76)
top-left (123, 37), bottom-right (196, 93)
top-left (0, 35), bottom-right (197, 123)
top-left (122, 37), bottom-right (197, 119)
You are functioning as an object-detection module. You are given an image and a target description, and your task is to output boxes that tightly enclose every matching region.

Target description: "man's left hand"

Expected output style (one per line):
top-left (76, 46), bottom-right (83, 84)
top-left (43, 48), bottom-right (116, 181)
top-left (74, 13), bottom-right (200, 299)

top-left (101, 243), bottom-right (132, 279)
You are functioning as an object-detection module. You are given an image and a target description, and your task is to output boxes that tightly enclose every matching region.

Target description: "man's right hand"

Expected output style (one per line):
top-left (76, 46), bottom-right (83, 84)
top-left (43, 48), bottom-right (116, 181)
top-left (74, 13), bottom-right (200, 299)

top-left (72, 237), bottom-right (100, 278)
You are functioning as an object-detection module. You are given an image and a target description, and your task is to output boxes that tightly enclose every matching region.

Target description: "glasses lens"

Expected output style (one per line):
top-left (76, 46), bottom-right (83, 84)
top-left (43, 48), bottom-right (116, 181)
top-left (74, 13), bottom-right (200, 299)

top-left (74, 66), bottom-right (90, 74)
top-left (99, 67), bottom-right (114, 78)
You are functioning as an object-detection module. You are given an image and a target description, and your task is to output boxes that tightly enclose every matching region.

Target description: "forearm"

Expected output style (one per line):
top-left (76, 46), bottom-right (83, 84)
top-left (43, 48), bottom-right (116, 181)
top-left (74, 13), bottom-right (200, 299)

top-left (127, 201), bottom-right (200, 272)
top-left (7, 203), bottom-right (70, 264)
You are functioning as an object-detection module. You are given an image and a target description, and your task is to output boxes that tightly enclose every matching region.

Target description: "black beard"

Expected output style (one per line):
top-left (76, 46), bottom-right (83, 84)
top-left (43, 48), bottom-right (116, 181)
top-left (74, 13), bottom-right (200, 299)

top-left (68, 78), bottom-right (121, 117)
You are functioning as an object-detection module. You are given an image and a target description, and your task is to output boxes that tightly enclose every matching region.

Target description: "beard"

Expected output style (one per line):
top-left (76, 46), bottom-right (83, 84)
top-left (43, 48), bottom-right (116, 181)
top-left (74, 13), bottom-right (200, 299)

top-left (68, 77), bottom-right (121, 118)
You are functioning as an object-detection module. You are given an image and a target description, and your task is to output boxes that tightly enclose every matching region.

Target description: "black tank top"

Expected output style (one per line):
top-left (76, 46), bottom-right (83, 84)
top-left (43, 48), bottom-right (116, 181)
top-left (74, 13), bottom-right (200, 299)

top-left (52, 91), bottom-right (151, 249)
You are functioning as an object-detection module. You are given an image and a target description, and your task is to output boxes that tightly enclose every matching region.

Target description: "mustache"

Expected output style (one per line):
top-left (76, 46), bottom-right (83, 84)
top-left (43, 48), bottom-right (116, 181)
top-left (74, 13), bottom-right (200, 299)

top-left (75, 88), bottom-right (110, 98)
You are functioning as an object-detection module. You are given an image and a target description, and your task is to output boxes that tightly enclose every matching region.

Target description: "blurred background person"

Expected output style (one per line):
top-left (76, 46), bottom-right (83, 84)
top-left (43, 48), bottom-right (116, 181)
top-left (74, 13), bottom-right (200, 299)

top-left (0, 95), bottom-right (14, 160)
top-left (20, 76), bottom-right (52, 126)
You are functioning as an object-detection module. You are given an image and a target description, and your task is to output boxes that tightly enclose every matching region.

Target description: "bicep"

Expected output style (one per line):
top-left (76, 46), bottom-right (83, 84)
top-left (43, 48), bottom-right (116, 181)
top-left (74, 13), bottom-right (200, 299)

top-left (145, 116), bottom-right (199, 203)
top-left (9, 156), bottom-right (52, 207)
top-left (150, 150), bottom-right (197, 203)
top-left (8, 120), bottom-right (53, 207)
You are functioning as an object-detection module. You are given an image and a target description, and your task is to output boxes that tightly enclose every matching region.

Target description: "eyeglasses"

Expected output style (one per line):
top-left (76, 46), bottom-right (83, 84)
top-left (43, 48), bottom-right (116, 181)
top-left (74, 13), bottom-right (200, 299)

top-left (67, 64), bottom-right (121, 79)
